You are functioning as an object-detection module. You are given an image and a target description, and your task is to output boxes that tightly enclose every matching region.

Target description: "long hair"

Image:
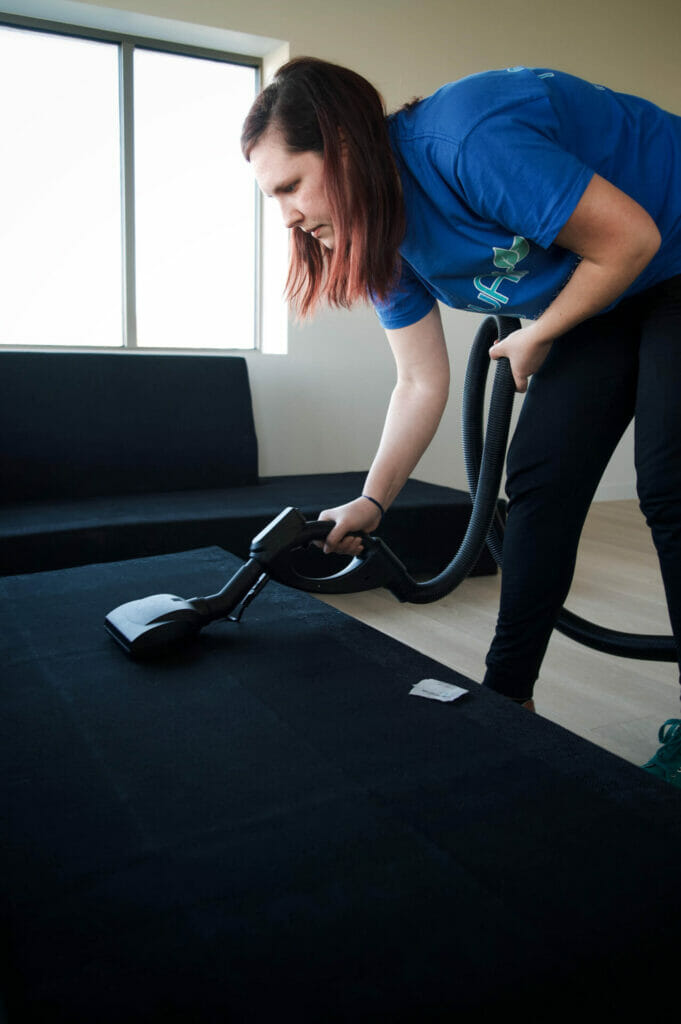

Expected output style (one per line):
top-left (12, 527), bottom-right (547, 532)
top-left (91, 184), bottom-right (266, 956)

top-left (241, 57), bottom-right (405, 317)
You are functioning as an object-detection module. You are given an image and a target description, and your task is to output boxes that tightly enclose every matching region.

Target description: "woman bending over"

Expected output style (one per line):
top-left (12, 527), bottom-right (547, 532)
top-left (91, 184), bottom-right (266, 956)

top-left (242, 57), bottom-right (681, 785)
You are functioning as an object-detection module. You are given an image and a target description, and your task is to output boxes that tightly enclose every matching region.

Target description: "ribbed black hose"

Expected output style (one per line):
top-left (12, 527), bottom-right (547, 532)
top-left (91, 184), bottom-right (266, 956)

top-left (463, 316), bottom-right (677, 662)
top-left (386, 316), bottom-right (518, 603)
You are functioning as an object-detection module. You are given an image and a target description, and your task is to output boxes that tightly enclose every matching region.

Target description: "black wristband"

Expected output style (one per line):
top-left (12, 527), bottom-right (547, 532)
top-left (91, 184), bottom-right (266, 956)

top-left (361, 494), bottom-right (385, 520)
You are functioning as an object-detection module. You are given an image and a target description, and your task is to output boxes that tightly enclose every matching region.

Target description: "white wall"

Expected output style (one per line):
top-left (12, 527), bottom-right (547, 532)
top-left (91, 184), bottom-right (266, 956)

top-left (22, 0), bottom-right (681, 499)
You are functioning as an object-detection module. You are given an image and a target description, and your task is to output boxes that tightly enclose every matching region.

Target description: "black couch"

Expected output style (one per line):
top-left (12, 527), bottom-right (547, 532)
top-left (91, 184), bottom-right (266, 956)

top-left (0, 349), bottom-right (499, 578)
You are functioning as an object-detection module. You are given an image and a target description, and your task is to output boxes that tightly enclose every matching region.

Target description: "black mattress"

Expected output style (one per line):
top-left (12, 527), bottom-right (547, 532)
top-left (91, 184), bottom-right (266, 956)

top-left (1, 547), bottom-right (678, 1021)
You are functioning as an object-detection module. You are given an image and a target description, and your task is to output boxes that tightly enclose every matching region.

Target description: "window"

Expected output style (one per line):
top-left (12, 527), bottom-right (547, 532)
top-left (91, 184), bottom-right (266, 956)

top-left (0, 19), bottom-right (258, 350)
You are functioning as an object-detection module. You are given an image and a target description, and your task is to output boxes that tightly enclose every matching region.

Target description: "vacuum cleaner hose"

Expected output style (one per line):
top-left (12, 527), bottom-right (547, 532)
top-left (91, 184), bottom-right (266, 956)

top-left (390, 316), bottom-right (517, 604)
top-left (463, 316), bottom-right (677, 662)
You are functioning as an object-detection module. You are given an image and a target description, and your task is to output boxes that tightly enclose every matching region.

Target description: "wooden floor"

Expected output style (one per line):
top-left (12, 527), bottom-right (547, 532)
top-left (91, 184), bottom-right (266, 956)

top-left (316, 499), bottom-right (679, 767)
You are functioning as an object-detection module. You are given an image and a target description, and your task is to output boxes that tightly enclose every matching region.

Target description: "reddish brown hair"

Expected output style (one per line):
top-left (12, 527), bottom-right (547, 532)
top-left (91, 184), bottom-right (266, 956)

top-left (241, 57), bottom-right (405, 317)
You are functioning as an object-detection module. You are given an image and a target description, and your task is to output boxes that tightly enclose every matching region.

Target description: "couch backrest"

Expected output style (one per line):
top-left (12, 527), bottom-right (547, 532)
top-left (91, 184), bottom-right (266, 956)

top-left (0, 351), bottom-right (259, 502)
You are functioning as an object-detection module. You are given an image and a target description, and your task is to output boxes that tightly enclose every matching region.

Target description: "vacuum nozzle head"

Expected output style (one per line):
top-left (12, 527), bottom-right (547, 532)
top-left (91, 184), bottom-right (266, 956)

top-left (105, 594), bottom-right (207, 657)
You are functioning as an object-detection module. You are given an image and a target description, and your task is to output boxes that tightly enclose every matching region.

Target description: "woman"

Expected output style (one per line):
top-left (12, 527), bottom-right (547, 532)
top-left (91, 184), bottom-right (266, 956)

top-left (241, 57), bottom-right (681, 784)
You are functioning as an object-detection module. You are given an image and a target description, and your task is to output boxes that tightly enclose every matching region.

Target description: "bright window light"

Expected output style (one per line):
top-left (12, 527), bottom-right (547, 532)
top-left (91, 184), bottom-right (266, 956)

top-left (0, 26), bottom-right (122, 346)
top-left (133, 49), bottom-right (256, 349)
top-left (0, 23), bottom-right (258, 350)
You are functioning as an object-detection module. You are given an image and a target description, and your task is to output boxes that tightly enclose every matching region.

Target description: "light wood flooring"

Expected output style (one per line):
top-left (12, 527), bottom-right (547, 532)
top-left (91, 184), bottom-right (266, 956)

top-left (316, 499), bottom-right (679, 767)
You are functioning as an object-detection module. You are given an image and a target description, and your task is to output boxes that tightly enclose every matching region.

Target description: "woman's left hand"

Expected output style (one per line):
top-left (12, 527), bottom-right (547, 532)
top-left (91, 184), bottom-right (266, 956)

top-left (488, 324), bottom-right (552, 393)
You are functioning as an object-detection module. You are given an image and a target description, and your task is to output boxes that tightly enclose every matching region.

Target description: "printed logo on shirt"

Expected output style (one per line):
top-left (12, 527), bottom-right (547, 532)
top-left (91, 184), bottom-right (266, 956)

top-left (467, 235), bottom-right (530, 312)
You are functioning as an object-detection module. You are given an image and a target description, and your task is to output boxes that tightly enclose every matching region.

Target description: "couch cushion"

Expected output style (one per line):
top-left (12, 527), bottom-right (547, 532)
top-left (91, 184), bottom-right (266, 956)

top-left (0, 473), bottom-right (499, 578)
top-left (0, 351), bottom-right (258, 502)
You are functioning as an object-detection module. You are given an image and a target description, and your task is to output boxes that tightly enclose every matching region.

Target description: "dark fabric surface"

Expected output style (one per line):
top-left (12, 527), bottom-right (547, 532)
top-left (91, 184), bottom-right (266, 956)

top-left (0, 351), bottom-right (258, 502)
top-left (0, 473), bottom-right (500, 578)
top-left (1, 548), bottom-right (678, 1022)
top-left (0, 349), bottom-right (501, 583)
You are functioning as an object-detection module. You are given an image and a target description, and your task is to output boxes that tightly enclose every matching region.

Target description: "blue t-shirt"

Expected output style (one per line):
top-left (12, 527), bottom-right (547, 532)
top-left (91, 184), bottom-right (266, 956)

top-left (373, 66), bottom-right (681, 329)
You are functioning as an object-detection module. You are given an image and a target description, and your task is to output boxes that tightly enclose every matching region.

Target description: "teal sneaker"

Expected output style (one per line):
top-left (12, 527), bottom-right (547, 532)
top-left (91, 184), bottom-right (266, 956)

top-left (641, 719), bottom-right (681, 788)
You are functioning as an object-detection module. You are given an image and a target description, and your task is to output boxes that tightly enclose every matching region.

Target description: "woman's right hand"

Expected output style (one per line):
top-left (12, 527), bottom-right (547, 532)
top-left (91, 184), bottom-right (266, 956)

top-left (318, 497), bottom-right (383, 556)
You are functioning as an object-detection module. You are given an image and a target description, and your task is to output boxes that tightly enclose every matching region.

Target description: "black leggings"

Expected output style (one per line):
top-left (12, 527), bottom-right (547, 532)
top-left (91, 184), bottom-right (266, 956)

top-left (483, 274), bottom-right (681, 703)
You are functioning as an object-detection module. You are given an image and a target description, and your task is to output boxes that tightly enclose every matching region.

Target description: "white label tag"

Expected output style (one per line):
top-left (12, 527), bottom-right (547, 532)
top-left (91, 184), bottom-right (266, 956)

top-left (409, 678), bottom-right (468, 703)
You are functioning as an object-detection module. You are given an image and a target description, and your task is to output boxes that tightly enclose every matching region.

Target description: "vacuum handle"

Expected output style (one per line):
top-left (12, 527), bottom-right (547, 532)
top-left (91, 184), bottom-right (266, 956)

top-left (193, 509), bottom-right (372, 619)
top-left (248, 507), bottom-right (365, 567)
top-left (290, 519), bottom-right (335, 545)
top-left (275, 519), bottom-right (367, 548)
top-left (247, 506), bottom-right (411, 597)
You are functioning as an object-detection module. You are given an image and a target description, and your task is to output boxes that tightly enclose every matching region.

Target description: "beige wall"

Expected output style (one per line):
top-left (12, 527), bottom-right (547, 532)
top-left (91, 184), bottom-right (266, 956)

top-left (74, 0), bottom-right (681, 110)
top-left (22, 0), bottom-right (681, 496)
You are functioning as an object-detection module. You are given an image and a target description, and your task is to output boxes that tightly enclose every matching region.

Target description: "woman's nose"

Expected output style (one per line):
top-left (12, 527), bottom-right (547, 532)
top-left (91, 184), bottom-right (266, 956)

top-left (281, 199), bottom-right (303, 230)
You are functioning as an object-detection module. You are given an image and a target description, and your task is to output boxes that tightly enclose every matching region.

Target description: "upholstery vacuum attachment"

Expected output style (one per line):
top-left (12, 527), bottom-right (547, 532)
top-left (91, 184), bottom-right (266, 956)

top-left (104, 508), bottom-right (404, 657)
top-left (106, 315), bottom-right (676, 663)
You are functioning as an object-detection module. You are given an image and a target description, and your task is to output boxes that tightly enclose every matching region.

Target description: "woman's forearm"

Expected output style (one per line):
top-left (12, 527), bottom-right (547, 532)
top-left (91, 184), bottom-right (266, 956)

top-left (533, 172), bottom-right (661, 346)
top-left (364, 305), bottom-right (450, 509)
top-left (319, 305), bottom-right (450, 554)
top-left (490, 174), bottom-right (662, 391)
top-left (530, 246), bottom-right (659, 348)
top-left (363, 376), bottom-right (450, 510)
